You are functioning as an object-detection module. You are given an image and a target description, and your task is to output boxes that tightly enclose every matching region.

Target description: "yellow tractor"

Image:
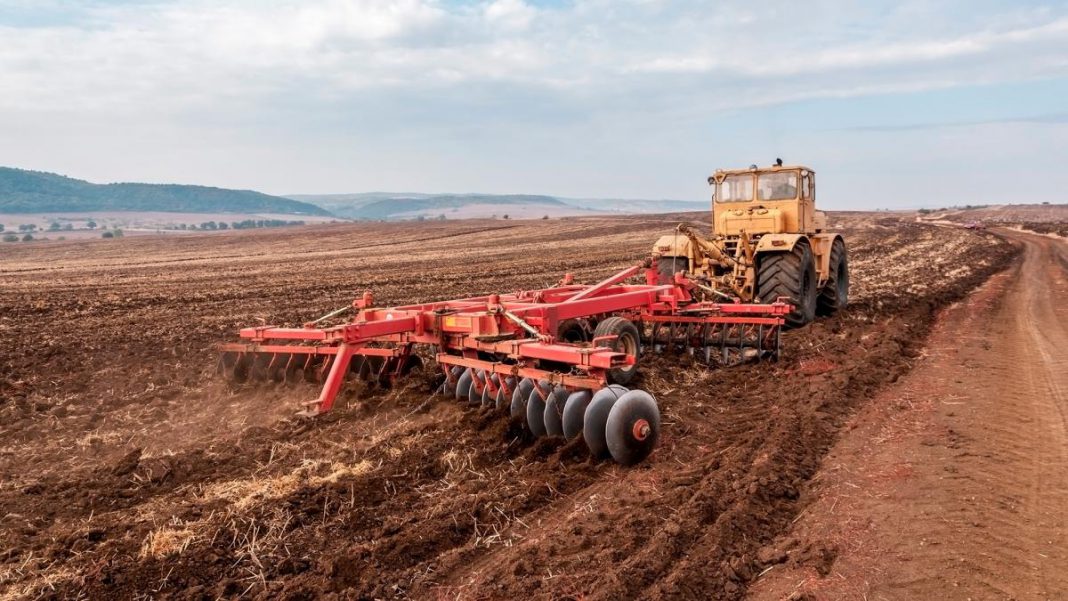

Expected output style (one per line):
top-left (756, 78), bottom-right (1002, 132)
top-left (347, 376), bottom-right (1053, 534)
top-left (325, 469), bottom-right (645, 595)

top-left (652, 160), bottom-right (848, 328)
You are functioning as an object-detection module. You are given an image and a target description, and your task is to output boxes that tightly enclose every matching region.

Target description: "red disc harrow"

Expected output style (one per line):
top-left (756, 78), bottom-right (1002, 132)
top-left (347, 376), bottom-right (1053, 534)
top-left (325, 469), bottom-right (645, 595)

top-left (219, 260), bottom-right (790, 465)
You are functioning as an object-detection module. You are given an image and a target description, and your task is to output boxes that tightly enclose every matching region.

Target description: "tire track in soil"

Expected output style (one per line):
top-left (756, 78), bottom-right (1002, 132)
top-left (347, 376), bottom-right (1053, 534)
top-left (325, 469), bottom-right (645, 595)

top-left (0, 216), bottom-right (1018, 600)
top-left (749, 228), bottom-right (1068, 600)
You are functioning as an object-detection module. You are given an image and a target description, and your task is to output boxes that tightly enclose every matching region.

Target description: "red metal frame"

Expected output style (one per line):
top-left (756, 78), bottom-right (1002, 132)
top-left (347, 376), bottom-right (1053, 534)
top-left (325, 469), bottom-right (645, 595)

top-left (219, 261), bottom-right (790, 415)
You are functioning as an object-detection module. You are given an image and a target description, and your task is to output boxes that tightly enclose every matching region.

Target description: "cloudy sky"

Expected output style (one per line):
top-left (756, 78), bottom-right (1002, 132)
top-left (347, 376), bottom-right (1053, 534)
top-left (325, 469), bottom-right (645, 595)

top-left (1, 0), bottom-right (1067, 208)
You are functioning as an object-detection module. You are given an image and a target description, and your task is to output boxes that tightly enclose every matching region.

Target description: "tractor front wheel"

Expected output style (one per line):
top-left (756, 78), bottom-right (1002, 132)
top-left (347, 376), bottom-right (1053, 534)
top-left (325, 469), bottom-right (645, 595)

top-left (756, 239), bottom-right (817, 328)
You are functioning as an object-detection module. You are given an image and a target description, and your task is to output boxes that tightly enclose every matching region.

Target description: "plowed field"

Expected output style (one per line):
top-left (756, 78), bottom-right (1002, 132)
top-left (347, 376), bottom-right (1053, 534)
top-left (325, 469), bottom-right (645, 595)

top-left (0, 214), bottom-right (1015, 600)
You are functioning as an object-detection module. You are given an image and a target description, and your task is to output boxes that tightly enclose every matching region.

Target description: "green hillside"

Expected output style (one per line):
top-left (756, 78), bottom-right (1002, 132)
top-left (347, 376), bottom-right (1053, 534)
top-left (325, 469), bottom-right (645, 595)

top-left (0, 167), bottom-right (331, 216)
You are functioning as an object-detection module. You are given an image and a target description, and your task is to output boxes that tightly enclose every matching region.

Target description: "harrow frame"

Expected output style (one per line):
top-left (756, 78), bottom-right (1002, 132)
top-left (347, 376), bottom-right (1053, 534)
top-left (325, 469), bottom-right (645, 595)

top-left (219, 261), bottom-right (790, 417)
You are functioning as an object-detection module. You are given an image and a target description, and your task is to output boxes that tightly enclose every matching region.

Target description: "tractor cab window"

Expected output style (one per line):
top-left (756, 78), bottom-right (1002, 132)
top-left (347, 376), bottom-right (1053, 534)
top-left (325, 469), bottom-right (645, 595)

top-left (758, 172), bottom-right (798, 201)
top-left (718, 174), bottom-right (754, 202)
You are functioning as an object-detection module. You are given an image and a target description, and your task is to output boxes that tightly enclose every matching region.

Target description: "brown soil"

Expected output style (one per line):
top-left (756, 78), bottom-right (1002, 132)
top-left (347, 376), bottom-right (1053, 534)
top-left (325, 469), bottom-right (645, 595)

top-left (0, 214), bottom-right (1016, 600)
top-left (749, 228), bottom-right (1068, 600)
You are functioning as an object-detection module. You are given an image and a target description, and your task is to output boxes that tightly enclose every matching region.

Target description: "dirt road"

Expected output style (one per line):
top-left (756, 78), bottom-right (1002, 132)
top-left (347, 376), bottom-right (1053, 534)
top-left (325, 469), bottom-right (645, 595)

top-left (751, 228), bottom-right (1068, 600)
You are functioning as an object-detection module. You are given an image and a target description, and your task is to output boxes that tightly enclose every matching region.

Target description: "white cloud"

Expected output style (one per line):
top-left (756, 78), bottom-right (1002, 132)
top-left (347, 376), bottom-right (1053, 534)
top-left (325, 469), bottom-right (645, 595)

top-left (0, 0), bottom-right (1066, 203)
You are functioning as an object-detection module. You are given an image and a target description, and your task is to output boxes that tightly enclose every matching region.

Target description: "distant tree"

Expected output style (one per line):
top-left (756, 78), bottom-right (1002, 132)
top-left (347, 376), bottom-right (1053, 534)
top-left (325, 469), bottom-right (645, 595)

top-left (218, 222), bottom-right (229, 230)
top-left (416, 215), bottom-right (426, 221)
top-left (21, 233), bottom-right (33, 242)
top-left (49, 221), bottom-right (62, 231)
top-left (112, 228), bottom-right (124, 238)
top-left (917, 208), bottom-right (932, 214)
top-left (86, 220), bottom-right (97, 229)
top-left (101, 231), bottom-right (114, 239)
top-left (0, 224), bottom-right (4, 232)
top-left (502, 214), bottom-right (509, 220)
top-left (436, 214), bottom-right (446, 221)
top-left (2, 233), bottom-right (17, 242)
top-left (63, 223), bottom-right (73, 231)
top-left (200, 221), bottom-right (217, 230)
top-left (542, 215), bottom-right (549, 220)
top-left (19, 224), bottom-right (36, 232)
top-left (58, 236), bottom-right (66, 241)
top-left (1042, 201), bottom-right (1050, 205)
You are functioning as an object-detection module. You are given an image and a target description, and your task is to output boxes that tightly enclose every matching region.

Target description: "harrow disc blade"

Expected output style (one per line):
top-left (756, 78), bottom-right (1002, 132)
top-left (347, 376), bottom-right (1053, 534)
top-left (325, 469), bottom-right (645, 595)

top-left (543, 386), bottom-right (569, 437)
top-left (583, 385), bottom-right (630, 460)
top-left (218, 351), bottom-right (238, 378)
top-left (285, 354), bottom-right (310, 385)
top-left (440, 365), bottom-right (463, 397)
top-left (526, 380), bottom-right (553, 437)
top-left (468, 369), bottom-right (486, 405)
top-left (605, 390), bottom-right (661, 466)
top-left (267, 353), bottom-right (289, 383)
top-left (250, 353), bottom-right (271, 382)
top-left (495, 376), bottom-right (517, 412)
top-left (233, 354), bottom-right (253, 384)
top-left (455, 369), bottom-right (474, 401)
top-left (561, 389), bottom-right (594, 440)
top-left (510, 378), bottom-right (535, 422)
top-left (481, 373), bottom-right (500, 407)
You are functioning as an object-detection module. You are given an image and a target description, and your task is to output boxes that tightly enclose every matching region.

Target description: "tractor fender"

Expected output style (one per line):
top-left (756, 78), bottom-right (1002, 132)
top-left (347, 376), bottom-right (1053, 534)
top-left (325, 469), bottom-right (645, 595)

top-left (753, 233), bottom-right (806, 255)
top-left (808, 233), bottom-right (843, 285)
top-left (652, 233), bottom-right (693, 259)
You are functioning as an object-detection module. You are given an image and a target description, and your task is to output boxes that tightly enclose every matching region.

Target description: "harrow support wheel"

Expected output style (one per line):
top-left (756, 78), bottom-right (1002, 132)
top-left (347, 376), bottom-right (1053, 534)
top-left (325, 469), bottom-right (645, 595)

top-left (583, 385), bottom-right (629, 459)
top-left (593, 317), bottom-right (641, 385)
top-left (543, 387), bottom-right (570, 437)
top-left (605, 390), bottom-right (661, 466)
top-left (510, 378), bottom-right (535, 422)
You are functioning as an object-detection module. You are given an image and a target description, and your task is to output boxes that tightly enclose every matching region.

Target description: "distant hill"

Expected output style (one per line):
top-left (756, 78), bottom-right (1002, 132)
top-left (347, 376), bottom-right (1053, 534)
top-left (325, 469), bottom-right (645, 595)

top-left (289, 192), bottom-right (704, 220)
top-left (0, 167), bottom-right (331, 216)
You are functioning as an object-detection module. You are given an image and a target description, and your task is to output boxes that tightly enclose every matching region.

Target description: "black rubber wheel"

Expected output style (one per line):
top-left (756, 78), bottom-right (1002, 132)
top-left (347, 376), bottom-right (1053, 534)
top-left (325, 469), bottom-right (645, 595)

top-left (526, 380), bottom-right (553, 437)
top-left (657, 256), bottom-right (689, 285)
top-left (455, 369), bottom-right (473, 401)
top-left (543, 387), bottom-right (570, 437)
top-left (557, 319), bottom-right (589, 344)
top-left (560, 388), bottom-right (595, 440)
top-left (496, 376), bottom-right (516, 411)
top-left (510, 378), bottom-right (535, 422)
top-left (756, 239), bottom-right (817, 328)
top-left (584, 388), bottom-right (625, 459)
top-left (592, 317), bottom-right (641, 385)
top-left (817, 238), bottom-right (849, 316)
top-left (605, 390), bottom-right (661, 466)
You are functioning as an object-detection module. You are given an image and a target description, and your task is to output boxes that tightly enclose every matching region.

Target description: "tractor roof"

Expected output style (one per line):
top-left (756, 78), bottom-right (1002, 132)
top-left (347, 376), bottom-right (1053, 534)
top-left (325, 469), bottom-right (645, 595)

top-left (712, 164), bottom-right (814, 179)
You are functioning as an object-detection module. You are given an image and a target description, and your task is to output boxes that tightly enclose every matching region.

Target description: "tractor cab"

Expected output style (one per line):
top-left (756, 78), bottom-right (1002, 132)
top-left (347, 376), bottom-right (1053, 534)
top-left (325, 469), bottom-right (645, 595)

top-left (710, 163), bottom-right (823, 237)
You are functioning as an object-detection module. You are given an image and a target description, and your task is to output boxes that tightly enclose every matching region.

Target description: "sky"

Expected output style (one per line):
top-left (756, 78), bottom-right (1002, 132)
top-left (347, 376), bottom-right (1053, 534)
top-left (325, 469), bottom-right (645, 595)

top-left (1, 0), bottom-right (1067, 209)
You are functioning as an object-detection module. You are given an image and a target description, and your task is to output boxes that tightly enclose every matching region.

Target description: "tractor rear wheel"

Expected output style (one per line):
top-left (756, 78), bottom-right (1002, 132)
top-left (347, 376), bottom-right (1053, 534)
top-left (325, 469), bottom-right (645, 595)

top-left (592, 317), bottom-right (641, 385)
top-left (756, 239), bottom-right (817, 328)
top-left (817, 238), bottom-right (849, 316)
top-left (657, 256), bottom-right (689, 285)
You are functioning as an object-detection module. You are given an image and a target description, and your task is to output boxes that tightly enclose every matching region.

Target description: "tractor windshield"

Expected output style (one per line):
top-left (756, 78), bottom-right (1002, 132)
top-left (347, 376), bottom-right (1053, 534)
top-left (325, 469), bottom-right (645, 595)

top-left (757, 171), bottom-right (798, 201)
top-left (718, 174), bottom-right (754, 202)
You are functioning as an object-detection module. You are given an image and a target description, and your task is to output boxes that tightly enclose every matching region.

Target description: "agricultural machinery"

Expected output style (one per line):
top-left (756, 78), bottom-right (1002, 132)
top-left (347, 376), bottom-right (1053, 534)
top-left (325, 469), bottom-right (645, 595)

top-left (653, 161), bottom-right (848, 327)
top-left (219, 161), bottom-right (845, 466)
top-left (219, 261), bottom-right (789, 466)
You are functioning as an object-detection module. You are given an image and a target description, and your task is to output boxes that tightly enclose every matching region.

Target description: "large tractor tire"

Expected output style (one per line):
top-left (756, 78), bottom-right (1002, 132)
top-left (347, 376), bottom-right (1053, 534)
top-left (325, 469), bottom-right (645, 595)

top-left (657, 257), bottom-right (689, 285)
top-left (592, 317), bottom-right (641, 385)
top-left (817, 238), bottom-right (849, 316)
top-left (756, 239), bottom-right (817, 328)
